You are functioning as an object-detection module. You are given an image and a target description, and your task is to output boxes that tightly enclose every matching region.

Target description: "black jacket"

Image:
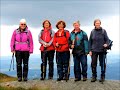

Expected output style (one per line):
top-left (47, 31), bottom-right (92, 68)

top-left (89, 27), bottom-right (109, 52)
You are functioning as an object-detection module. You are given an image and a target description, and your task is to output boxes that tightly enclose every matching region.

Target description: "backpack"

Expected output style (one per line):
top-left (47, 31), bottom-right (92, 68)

top-left (40, 29), bottom-right (53, 37)
top-left (55, 30), bottom-right (68, 38)
top-left (91, 29), bottom-right (113, 50)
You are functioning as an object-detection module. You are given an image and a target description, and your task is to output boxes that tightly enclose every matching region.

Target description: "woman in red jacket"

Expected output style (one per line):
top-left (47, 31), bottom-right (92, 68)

top-left (38, 20), bottom-right (55, 80)
top-left (53, 20), bottom-right (70, 81)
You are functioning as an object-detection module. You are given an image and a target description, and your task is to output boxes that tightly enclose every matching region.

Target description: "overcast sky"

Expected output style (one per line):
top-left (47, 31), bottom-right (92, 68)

top-left (0, 0), bottom-right (119, 56)
top-left (1, 0), bottom-right (119, 28)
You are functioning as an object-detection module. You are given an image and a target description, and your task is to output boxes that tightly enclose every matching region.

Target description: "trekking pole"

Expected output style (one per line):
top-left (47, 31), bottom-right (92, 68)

top-left (13, 53), bottom-right (15, 70)
top-left (43, 47), bottom-right (47, 79)
top-left (56, 52), bottom-right (59, 79)
top-left (9, 53), bottom-right (14, 71)
top-left (66, 40), bottom-right (75, 82)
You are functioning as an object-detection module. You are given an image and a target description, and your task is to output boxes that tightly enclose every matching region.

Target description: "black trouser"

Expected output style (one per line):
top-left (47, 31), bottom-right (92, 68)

top-left (91, 51), bottom-right (106, 78)
top-left (15, 51), bottom-right (29, 78)
top-left (56, 51), bottom-right (70, 79)
top-left (41, 50), bottom-right (55, 78)
top-left (73, 54), bottom-right (87, 79)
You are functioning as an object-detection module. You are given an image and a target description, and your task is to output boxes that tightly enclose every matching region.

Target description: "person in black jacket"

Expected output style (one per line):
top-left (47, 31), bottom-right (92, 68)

top-left (89, 19), bottom-right (109, 82)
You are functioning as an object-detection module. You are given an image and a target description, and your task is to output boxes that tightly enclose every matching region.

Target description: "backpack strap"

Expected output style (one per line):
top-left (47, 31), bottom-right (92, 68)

top-left (15, 28), bottom-right (30, 44)
top-left (41, 29), bottom-right (53, 37)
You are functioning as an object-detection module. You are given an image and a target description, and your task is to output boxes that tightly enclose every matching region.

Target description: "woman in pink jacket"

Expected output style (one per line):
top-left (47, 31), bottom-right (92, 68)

top-left (10, 19), bottom-right (33, 82)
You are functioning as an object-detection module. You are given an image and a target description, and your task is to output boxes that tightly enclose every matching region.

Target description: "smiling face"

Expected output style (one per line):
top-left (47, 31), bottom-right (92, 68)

top-left (19, 22), bottom-right (26, 30)
top-left (73, 23), bottom-right (80, 30)
top-left (43, 20), bottom-right (51, 29)
top-left (94, 20), bottom-right (101, 29)
top-left (58, 22), bottom-right (64, 30)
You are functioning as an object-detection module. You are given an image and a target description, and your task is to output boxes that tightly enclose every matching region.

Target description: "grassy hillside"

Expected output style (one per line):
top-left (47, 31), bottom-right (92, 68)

top-left (0, 73), bottom-right (17, 83)
top-left (0, 73), bottom-right (49, 90)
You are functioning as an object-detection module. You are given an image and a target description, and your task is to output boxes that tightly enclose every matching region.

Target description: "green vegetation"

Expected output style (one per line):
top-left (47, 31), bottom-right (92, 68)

top-left (0, 73), bottom-right (50, 90)
top-left (0, 73), bottom-right (17, 83)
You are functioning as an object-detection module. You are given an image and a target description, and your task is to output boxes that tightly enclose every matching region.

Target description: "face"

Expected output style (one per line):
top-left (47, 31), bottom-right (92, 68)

top-left (44, 21), bottom-right (50, 28)
top-left (73, 23), bottom-right (80, 30)
top-left (20, 23), bottom-right (26, 30)
top-left (94, 20), bottom-right (101, 29)
top-left (58, 22), bottom-right (64, 29)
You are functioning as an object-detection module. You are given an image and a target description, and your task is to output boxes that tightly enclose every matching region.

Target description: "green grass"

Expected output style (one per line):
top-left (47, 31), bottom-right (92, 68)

top-left (0, 73), bottom-right (17, 83)
top-left (0, 73), bottom-right (50, 90)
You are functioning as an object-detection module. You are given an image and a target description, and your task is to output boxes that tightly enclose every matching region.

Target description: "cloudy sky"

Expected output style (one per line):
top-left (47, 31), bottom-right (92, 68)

top-left (0, 0), bottom-right (119, 56)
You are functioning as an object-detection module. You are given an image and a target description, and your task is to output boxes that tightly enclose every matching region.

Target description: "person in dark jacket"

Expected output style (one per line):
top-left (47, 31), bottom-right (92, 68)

top-left (38, 20), bottom-right (55, 80)
top-left (69, 21), bottom-right (88, 82)
top-left (53, 20), bottom-right (70, 81)
top-left (89, 19), bottom-right (109, 82)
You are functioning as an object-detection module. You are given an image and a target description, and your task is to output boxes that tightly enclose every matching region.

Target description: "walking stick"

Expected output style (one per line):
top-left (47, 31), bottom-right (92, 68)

top-left (42, 47), bottom-right (47, 79)
top-left (66, 40), bottom-right (75, 82)
top-left (9, 53), bottom-right (15, 71)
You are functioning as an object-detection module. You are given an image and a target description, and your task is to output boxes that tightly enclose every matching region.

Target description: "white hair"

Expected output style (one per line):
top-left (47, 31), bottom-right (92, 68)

top-left (20, 19), bottom-right (26, 24)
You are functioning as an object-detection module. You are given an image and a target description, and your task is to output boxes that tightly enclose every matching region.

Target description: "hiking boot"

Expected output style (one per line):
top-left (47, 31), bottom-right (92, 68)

top-left (99, 77), bottom-right (105, 82)
top-left (74, 78), bottom-right (81, 82)
top-left (57, 78), bottom-right (62, 81)
top-left (23, 77), bottom-right (28, 82)
top-left (83, 77), bottom-right (87, 81)
top-left (18, 77), bottom-right (22, 82)
top-left (48, 77), bottom-right (53, 80)
top-left (91, 77), bottom-right (97, 82)
top-left (40, 77), bottom-right (45, 80)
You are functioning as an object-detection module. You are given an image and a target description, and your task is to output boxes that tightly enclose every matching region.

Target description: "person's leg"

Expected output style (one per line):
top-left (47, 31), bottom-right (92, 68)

top-left (48, 50), bottom-right (55, 79)
top-left (91, 52), bottom-right (98, 82)
top-left (15, 51), bottom-right (22, 81)
top-left (22, 51), bottom-right (29, 81)
top-left (56, 52), bottom-right (63, 81)
top-left (62, 51), bottom-right (70, 81)
top-left (41, 51), bottom-right (47, 80)
top-left (73, 55), bottom-right (81, 81)
top-left (99, 52), bottom-right (106, 82)
top-left (80, 55), bottom-right (87, 81)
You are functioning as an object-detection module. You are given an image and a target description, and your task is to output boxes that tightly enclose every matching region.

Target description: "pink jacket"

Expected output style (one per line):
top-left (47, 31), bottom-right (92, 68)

top-left (10, 28), bottom-right (33, 53)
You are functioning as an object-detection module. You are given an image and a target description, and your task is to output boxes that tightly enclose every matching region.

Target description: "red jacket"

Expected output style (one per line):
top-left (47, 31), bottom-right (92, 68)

top-left (38, 29), bottom-right (55, 51)
top-left (53, 30), bottom-right (70, 52)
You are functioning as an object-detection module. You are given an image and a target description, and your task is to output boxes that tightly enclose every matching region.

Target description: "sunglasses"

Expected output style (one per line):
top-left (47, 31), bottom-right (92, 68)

top-left (21, 24), bottom-right (26, 26)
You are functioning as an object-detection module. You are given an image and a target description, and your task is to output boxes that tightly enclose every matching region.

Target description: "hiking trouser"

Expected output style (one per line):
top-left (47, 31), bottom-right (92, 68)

top-left (15, 51), bottom-right (29, 78)
top-left (56, 51), bottom-right (70, 79)
top-left (41, 50), bottom-right (55, 78)
top-left (73, 54), bottom-right (87, 79)
top-left (91, 51), bottom-right (106, 78)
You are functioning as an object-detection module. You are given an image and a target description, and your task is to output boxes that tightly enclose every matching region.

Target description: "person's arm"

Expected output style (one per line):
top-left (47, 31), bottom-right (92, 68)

top-left (10, 30), bottom-right (16, 52)
top-left (83, 32), bottom-right (89, 54)
top-left (53, 33), bottom-right (57, 47)
top-left (88, 31), bottom-right (93, 56)
top-left (29, 30), bottom-right (33, 53)
top-left (48, 30), bottom-right (55, 46)
top-left (104, 30), bottom-right (109, 45)
top-left (38, 31), bottom-right (47, 45)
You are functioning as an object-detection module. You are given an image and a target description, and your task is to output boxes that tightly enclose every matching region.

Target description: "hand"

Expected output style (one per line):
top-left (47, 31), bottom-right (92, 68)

top-left (12, 51), bottom-right (15, 54)
top-left (45, 43), bottom-right (50, 47)
top-left (71, 45), bottom-right (74, 49)
top-left (89, 51), bottom-right (92, 56)
top-left (56, 42), bottom-right (59, 47)
top-left (103, 44), bottom-right (108, 48)
top-left (43, 43), bottom-right (49, 47)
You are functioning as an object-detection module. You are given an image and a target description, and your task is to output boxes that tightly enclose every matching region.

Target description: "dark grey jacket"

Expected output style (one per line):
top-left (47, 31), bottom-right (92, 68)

top-left (89, 27), bottom-right (109, 52)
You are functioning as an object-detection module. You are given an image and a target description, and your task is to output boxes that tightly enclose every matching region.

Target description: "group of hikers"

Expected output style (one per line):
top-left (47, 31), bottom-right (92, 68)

top-left (10, 18), bottom-right (112, 83)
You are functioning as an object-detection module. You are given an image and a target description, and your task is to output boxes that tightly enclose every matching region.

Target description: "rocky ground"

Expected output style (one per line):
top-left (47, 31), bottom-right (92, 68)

top-left (0, 79), bottom-right (120, 90)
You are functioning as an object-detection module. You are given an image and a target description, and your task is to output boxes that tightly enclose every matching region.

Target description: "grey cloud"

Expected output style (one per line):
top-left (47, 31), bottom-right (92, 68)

top-left (1, 0), bottom-right (119, 28)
